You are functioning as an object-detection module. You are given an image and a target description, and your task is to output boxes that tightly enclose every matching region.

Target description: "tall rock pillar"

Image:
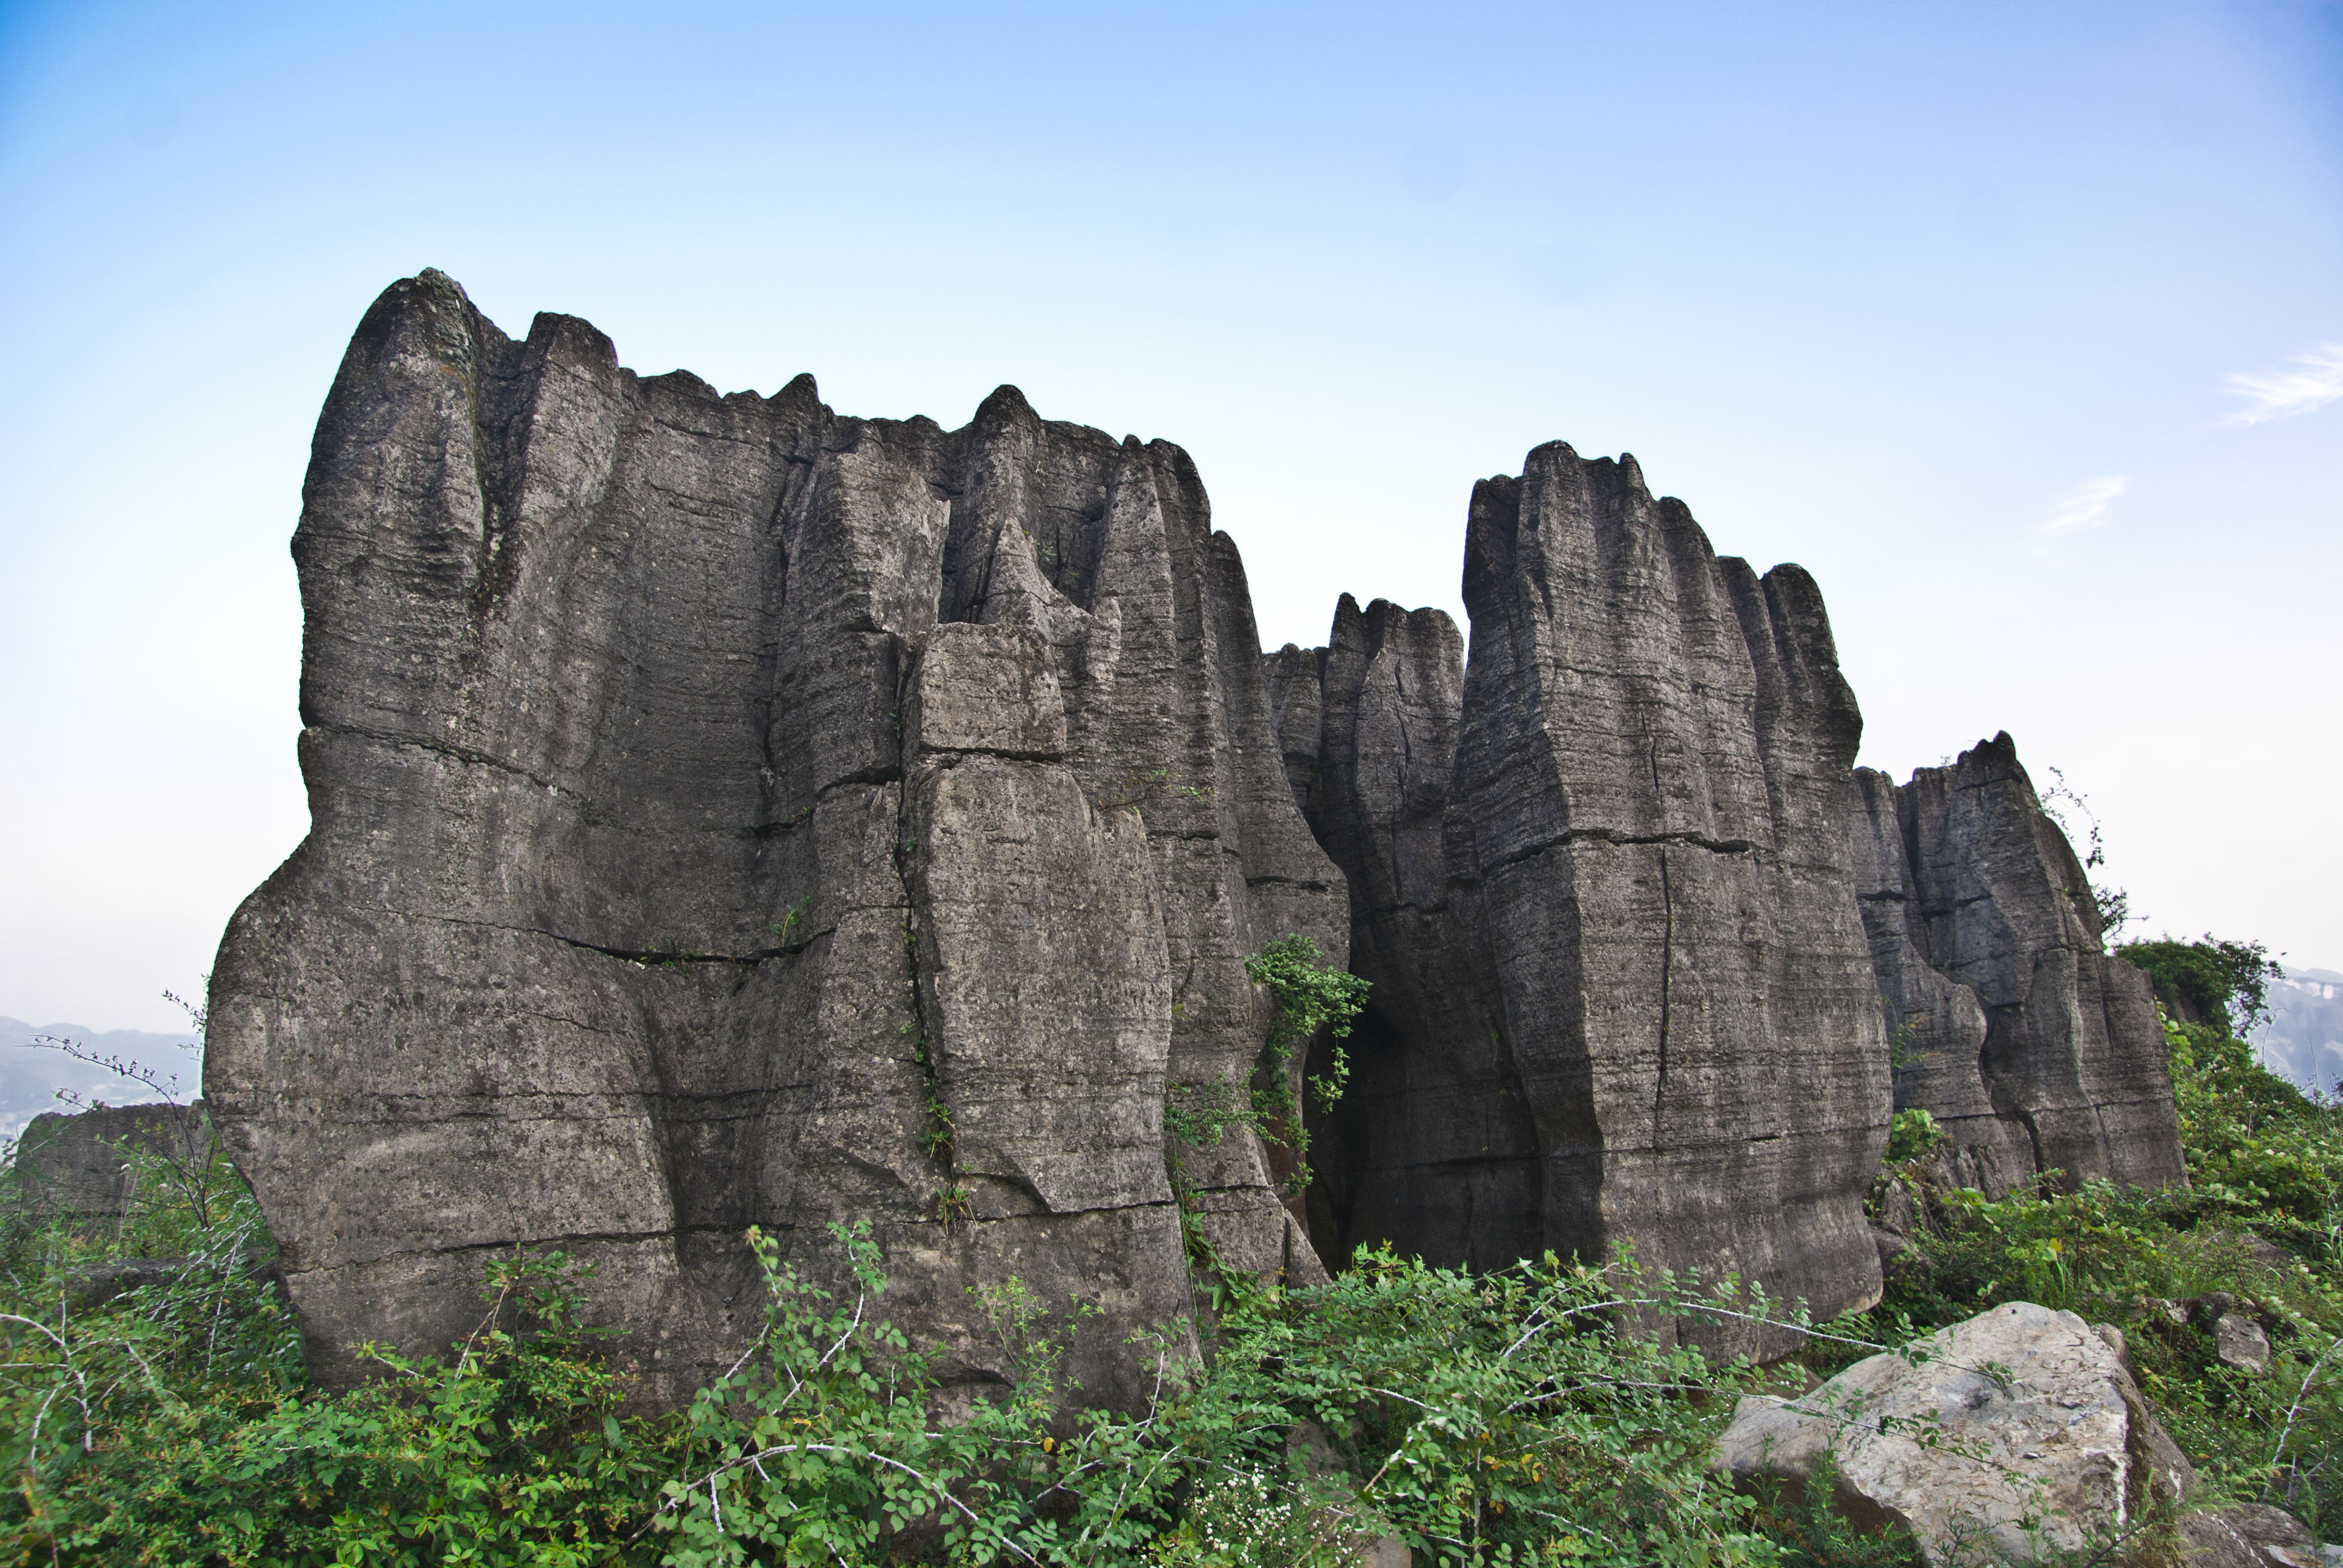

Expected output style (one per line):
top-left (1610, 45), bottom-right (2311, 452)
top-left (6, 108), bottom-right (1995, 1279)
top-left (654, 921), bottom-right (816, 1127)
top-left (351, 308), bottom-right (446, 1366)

top-left (1276, 444), bottom-right (1890, 1345)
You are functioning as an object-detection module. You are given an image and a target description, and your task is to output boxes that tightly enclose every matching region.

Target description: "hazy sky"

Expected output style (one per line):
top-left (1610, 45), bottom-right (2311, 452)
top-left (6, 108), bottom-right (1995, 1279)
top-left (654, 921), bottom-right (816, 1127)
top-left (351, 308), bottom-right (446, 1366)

top-left (3, 1), bottom-right (2338, 1032)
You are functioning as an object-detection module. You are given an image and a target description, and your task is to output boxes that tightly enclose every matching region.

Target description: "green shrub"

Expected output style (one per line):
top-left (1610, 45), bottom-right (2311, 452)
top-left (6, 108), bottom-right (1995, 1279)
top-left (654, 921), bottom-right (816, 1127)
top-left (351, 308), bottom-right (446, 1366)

top-left (11, 923), bottom-right (2336, 1559)
top-left (1, 1149), bottom-right (1809, 1566)
top-left (0, 1128), bottom-right (666, 1564)
top-left (1884, 1109), bottom-right (1947, 1167)
top-left (2117, 935), bottom-right (2282, 1034)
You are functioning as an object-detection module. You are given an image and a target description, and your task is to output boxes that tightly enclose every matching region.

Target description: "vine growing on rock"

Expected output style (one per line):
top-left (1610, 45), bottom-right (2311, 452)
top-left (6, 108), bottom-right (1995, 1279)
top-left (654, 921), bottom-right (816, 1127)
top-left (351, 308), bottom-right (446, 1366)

top-left (1161, 935), bottom-right (1368, 1194)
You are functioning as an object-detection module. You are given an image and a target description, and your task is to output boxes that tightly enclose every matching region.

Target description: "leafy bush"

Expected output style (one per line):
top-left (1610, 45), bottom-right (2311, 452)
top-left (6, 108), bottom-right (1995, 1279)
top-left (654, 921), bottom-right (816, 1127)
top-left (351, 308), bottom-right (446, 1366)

top-left (1, 1127), bottom-right (664, 1564)
top-left (1883, 1109), bottom-right (1947, 1167)
top-left (1, 1131), bottom-right (1818, 1566)
top-left (1165, 935), bottom-right (1369, 1195)
top-left (2117, 935), bottom-right (2283, 1034)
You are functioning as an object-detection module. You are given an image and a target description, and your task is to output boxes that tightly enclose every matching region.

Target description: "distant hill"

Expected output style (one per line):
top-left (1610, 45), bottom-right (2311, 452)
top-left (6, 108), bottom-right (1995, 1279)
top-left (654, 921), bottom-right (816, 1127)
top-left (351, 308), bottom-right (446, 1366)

top-left (0, 1017), bottom-right (202, 1143)
top-left (2255, 967), bottom-right (2343, 1099)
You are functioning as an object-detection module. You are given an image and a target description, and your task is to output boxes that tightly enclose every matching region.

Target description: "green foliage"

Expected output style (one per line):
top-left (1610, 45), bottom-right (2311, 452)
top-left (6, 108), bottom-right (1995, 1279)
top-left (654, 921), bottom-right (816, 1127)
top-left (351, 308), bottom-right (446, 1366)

top-left (15, 923), bottom-right (2335, 1559)
top-left (1188, 1247), bottom-right (1789, 1566)
top-left (1165, 935), bottom-right (1369, 1198)
top-left (1743, 1452), bottom-right (1924, 1568)
top-left (2117, 934), bottom-right (2284, 1034)
top-left (0, 1128), bottom-right (667, 1564)
top-left (1246, 936), bottom-right (1371, 1064)
top-left (2166, 1016), bottom-right (2342, 1240)
top-left (1, 1123), bottom-right (1830, 1567)
top-left (1883, 1109), bottom-right (1947, 1167)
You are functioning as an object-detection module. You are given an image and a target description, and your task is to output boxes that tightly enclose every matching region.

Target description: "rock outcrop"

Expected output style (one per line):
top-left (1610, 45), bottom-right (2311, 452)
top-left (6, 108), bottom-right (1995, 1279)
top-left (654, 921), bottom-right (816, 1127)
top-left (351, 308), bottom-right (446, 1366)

top-left (7, 1103), bottom-right (215, 1226)
top-left (1847, 737), bottom-right (2184, 1195)
top-left (1716, 1301), bottom-right (2193, 1565)
top-left (206, 271), bottom-right (1345, 1403)
top-left (1268, 447), bottom-right (1892, 1343)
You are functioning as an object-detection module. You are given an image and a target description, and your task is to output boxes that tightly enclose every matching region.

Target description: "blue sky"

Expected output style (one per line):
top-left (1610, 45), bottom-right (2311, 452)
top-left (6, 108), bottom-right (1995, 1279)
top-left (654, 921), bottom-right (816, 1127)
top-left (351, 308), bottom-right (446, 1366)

top-left (2, 1), bottom-right (2338, 1031)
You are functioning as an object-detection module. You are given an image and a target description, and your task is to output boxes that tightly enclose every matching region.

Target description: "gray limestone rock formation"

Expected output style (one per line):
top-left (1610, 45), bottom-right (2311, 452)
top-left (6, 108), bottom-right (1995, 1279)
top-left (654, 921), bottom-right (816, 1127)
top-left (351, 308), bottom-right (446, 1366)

top-left (206, 270), bottom-right (1345, 1405)
top-left (212, 270), bottom-right (2200, 1408)
top-left (1846, 737), bottom-right (2184, 1194)
top-left (1269, 446), bottom-right (1892, 1345)
top-left (7, 1102), bottom-right (216, 1227)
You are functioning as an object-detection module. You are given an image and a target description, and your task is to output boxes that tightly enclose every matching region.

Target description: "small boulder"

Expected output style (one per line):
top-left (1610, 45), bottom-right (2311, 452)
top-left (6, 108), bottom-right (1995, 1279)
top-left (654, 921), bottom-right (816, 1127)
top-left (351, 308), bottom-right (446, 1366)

top-left (2177, 1503), bottom-right (2321, 1567)
top-left (2214, 1313), bottom-right (2272, 1375)
top-left (1716, 1301), bottom-right (2188, 1565)
top-left (1868, 1173), bottom-right (1919, 1237)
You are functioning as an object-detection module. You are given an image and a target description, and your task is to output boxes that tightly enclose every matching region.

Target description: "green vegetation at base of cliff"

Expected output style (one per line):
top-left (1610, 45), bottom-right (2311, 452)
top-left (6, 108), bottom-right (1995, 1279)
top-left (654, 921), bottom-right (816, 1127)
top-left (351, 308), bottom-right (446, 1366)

top-left (0, 1157), bottom-right (1825, 1567)
top-left (2, 936), bottom-right (2335, 1566)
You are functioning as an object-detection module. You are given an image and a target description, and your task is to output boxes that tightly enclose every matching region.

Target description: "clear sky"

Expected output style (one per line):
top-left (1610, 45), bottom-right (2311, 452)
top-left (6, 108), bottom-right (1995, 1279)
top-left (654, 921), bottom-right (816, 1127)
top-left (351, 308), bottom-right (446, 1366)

top-left (2, 1), bottom-right (2338, 1032)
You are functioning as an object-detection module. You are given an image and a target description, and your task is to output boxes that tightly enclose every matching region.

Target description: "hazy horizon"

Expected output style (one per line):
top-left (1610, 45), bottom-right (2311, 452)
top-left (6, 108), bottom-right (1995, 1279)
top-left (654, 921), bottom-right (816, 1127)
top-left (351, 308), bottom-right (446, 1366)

top-left (4, 1), bottom-right (2337, 1033)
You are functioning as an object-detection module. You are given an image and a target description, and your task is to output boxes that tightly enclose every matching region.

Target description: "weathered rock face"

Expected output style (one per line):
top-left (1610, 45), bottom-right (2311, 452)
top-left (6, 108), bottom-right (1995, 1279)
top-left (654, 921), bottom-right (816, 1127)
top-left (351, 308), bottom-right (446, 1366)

top-left (1847, 736), bottom-right (2184, 1195)
top-left (1269, 446), bottom-right (1892, 1342)
top-left (206, 271), bottom-right (1345, 1404)
top-left (1715, 1301), bottom-right (2193, 1565)
top-left (7, 1103), bottom-right (215, 1226)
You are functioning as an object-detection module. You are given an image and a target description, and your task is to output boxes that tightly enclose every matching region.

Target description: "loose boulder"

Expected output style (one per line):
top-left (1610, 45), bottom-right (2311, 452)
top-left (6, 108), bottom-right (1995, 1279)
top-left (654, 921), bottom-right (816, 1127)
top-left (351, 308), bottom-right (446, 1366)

top-left (2214, 1313), bottom-right (2272, 1375)
top-left (6, 1102), bottom-right (215, 1227)
top-left (2177, 1504), bottom-right (2324, 1568)
top-left (1715, 1301), bottom-right (2192, 1564)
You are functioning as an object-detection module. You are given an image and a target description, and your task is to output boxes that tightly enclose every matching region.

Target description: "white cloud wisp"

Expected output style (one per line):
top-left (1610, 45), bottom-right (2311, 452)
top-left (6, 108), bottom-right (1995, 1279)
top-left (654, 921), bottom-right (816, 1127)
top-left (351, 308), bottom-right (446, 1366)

top-left (2223, 342), bottom-right (2343, 425)
top-left (2043, 474), bottom-right (2131, 537)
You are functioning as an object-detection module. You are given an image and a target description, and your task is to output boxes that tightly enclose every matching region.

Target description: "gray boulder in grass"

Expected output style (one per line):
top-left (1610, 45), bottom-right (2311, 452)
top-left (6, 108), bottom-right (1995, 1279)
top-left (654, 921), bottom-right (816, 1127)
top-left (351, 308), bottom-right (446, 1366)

top-left (1715, 1301), bottom-right (2192, 1565)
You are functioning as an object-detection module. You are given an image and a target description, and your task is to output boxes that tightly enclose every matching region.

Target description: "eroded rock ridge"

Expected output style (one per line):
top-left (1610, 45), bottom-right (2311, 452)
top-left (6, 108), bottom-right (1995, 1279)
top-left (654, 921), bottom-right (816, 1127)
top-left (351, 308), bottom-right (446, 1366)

top-left (214, 272), bottom-right (2189, 1399)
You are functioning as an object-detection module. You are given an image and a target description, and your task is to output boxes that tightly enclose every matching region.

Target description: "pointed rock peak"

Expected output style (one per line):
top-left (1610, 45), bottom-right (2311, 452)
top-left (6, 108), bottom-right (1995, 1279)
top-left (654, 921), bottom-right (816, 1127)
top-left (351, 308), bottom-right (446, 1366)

top-left (1521, 440), bottom-right (1583, 475)
top-left (411, 267), bottom-right (472, 302)
top-left (772, 371), bottom-right (822, 413)
top-left (356, 270), bottom-right (490, 361)
top-left (1619, 452), bottom-right (1648, 492)
top-left (974, 384), bottom-right (1039, 430)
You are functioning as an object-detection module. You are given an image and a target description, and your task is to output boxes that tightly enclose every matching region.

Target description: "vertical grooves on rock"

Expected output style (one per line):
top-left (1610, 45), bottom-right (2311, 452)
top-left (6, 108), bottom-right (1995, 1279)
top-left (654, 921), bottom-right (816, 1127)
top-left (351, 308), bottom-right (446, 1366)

top-left (1289, 441), bottom-right (1889, 1352)
top-left (1655, 847), bottom-right (1673, 1156)
top-left (211, 272), bottom-right (1357, 1408)
top-left (893, 660), bottom-right (952, 1201)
